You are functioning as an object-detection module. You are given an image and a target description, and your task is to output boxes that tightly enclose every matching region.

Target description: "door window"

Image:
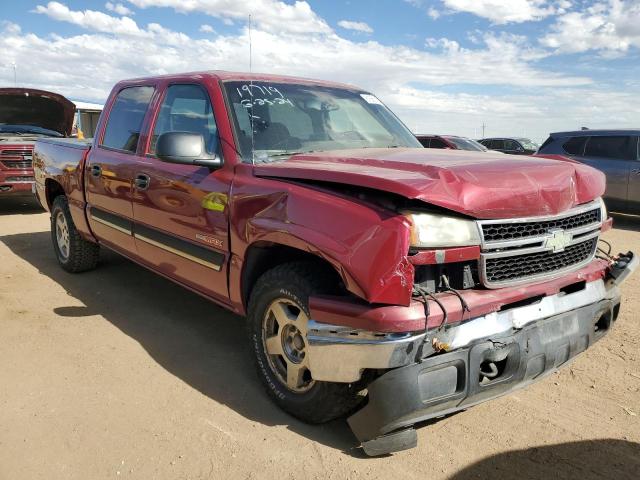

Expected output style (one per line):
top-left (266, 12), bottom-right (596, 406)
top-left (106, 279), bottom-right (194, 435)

top-left (562, 136), bottom-right (587, 155)
top-left (429, 138), bottom-right (448, 149)
top-left (584, 136), bottom-right (635, 160)
top-left (101, 86), bottom-right (154, 153)
top-left (150, 84), bottom-right (219, 154)
top-left (503, 139), bottom-right (519, 151)
top-left (492, 139), bottom-right (505, 150)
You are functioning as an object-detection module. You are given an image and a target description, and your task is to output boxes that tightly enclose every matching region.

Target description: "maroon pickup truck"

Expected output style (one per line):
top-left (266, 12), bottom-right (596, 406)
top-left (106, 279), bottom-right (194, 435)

top-left (0, 88), bottom-right (75, 196)
top-left (33, 71), bottom-right (637, 455)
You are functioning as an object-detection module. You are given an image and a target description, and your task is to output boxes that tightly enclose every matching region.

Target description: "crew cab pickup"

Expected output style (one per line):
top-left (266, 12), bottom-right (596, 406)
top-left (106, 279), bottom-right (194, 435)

top-left (0, 88), bottom-right (75, 196)
top-left (33, 71), bottom-right (637, 456)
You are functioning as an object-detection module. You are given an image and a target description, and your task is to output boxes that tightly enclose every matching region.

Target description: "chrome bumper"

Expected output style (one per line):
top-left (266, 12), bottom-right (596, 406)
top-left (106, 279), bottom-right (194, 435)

top-left (307, 256), bottom-right (636, 383)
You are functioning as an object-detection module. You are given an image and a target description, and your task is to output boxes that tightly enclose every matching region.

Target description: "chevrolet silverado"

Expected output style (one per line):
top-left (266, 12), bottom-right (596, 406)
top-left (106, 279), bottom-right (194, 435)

top-left (1, 88), bottom-right (75, 196)
top-left (33, 71), bottom-right (637, 455)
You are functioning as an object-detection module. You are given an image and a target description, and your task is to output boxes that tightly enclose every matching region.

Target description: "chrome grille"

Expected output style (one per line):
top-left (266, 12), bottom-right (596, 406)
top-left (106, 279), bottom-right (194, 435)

top-left (481, 208), bottom-right (601, 242)
top-left (478, 200), bottom-right (603, 288)
top-left (484, 238), bottom-right (597, 284)
top-left (2, 160), bottom-right (32, 169)
top-left (0, 148), bottom-right (33, 170)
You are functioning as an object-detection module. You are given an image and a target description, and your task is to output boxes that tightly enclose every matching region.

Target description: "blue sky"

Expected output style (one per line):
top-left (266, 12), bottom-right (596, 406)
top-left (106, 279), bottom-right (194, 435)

top-left (1, 1), bottom-right (639, 142)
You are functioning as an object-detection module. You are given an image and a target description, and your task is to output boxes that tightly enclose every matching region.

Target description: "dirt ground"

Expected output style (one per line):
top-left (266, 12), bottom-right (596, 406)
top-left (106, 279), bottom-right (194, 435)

top-left (1, 195), bottom-right (639, 480)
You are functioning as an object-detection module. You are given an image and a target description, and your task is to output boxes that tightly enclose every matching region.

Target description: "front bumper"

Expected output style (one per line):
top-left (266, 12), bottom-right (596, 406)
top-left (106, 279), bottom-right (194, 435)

top-left (349, 297), bottom-right (618, 455)
top-left (307, 253), bottom-right (636, 456)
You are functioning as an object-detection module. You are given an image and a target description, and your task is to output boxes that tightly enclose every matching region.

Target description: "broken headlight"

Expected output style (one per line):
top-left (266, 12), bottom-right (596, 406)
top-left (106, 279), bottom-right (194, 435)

top-left (404, 212), bottom-right (481, 248)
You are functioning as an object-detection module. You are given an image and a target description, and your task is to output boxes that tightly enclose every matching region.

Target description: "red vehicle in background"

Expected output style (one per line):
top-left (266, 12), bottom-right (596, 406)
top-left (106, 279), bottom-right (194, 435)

top-left (416, 134), bottom-right (489, 152)
top-left (33, 71), bottom-right (636, 456)
top-left (0, 88), bottom-right (75, 196)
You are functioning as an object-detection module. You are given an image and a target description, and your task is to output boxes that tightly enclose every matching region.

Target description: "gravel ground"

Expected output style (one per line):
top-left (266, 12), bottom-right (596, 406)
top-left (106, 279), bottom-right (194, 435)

top-left (1, 195), bottom-right (639, 480)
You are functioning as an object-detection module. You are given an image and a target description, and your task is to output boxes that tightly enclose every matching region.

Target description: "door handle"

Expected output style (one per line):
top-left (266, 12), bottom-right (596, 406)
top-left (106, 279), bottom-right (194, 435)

top-left (134, 173), bottom-right (150, 190)
top-left (90, 164), bottom-right (102, 177)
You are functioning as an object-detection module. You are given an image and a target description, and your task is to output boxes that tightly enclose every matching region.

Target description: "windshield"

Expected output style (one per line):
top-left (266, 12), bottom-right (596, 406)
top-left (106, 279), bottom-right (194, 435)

top-left (0, 124), bottom-right (62, 137)
top-left (445, 136), bottom-right (487, 151)
top-left (223, 81), bottom-right (421, 162)
top-left (517, 138), bottom-right (539, 150)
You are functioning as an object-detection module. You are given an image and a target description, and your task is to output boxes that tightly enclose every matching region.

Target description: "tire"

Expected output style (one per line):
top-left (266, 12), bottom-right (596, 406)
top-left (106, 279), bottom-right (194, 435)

top-left (50, 195), bottom-right (100, 273)
top-left (247, 261), bottom-right (365, 424)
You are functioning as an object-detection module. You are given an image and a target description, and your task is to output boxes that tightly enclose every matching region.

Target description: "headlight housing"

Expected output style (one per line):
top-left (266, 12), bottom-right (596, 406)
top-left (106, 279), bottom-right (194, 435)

top-left (404, 212), bottom-right (481, 248)
top-left (599, 197), bottom-right (607, 222)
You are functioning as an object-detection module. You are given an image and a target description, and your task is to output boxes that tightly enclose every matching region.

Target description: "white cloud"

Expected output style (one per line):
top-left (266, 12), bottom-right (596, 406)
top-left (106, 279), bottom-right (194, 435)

top-left (427, 8), bottom-right (441, 19)
top-left (105, 2), bottom-right (134, 15)
top-left (5, 2), bottom-right (638, 143)
top-left (438, 0), bottom-right (565, 24)
top-left (124, 0), bottom-right (331, 34)
top-left (337, 20), bottom-right (373, 34)
top-left (541, 0), bottom-right (640, 54)
top-left (35, 2), bottom-right (142, 36)
top-left (199, 24), bottom-right (215, 33)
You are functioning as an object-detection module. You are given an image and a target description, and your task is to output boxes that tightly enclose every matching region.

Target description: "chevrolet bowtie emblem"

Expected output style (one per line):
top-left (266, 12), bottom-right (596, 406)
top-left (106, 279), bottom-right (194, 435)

top-left (544, 229), bottom-right (573, 253)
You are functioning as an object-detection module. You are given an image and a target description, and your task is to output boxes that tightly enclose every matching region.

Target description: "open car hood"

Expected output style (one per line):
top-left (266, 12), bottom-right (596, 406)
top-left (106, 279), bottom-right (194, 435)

top-left (0, 88), bottom-right (76, 136)
top-left (253, 148), bottom-right (605, 219)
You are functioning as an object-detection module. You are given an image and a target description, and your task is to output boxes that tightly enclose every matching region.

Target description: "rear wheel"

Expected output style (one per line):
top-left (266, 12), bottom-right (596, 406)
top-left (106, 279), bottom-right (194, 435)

top-left (51, 196), bottom-right (100, 272)
top-left (247, 261), bottom-right (365, 423)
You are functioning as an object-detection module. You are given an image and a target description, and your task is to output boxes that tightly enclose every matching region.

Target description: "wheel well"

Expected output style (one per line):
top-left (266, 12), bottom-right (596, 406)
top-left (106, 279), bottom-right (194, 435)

top-left (45, 179), bottom-right (65, 209)
top-left (241, 243), bottom-right (343, 309)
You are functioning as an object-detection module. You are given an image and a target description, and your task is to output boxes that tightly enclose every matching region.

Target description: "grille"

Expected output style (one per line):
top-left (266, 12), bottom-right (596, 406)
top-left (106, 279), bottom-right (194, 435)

top-left (1, 160), bottom-right (32, 169)
top-left (0, 149), bottom-right (31, 156)
top-left (484, 238), bottom-right (597, 284)
top-left (5, 176), bottom-right (34, 182)
top-left (482, 208), bottom-right (601, 243)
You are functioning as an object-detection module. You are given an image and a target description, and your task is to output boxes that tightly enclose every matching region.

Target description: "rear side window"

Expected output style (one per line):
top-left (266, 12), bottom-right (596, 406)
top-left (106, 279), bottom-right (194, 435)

top-left (492, 139), bottom-right (505, 150)
top-left (101, 86), bottom-right (154, 153)
top-left (417, 137), bottom-right (430, 147)
top-left (429, 138), bottom-right (448, 149)
top-left (584, 136), bottom-right (635, 160)
top-left (562, 137), bottom-right (587, 155)
top-left (538, 136), bottom-right (553, 151)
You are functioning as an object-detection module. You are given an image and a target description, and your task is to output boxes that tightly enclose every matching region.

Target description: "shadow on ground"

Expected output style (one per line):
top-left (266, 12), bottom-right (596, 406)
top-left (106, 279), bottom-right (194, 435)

top-left (0, 195), bottom-right (45, 215)
top-left (4, 231), bottom-right (640, 473)
top-left (610, 212), bottom-right (640, 233)
top-left (0, 230), bottom-right (361, 455)
top-left (450, 439), bottom-right (640, 480)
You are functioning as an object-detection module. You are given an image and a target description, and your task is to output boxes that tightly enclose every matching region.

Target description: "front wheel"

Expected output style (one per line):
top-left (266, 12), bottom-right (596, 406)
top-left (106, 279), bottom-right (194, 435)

top-left (50, 196), bottom-right (100, 272)
top-left (247, 262), bottom-right (364, 423)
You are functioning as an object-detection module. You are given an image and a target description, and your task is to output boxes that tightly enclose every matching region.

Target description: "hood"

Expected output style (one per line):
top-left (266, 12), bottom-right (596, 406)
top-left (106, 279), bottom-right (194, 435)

top-left (0, 88), bottom-right (76, 136)
top-left (254, 148), bottom-right (605, 219)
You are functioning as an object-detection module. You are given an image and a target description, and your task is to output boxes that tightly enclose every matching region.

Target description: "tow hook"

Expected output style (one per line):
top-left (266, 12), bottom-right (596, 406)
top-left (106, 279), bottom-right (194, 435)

top-left (608, 252), bottom-right (637, 286)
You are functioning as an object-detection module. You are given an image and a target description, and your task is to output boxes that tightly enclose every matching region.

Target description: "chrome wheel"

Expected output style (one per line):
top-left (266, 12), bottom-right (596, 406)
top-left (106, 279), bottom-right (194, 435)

top-left (262, 298), bottom-right (315, 393)
top-left (55, 211), bottom-right (70, 260)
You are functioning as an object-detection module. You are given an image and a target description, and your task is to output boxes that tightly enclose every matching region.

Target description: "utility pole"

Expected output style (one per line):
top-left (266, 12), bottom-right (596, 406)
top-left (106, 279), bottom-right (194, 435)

top-left (11, 62), bottom-right (16, 87)
top-left (481, 122), bottom-right (486, 138)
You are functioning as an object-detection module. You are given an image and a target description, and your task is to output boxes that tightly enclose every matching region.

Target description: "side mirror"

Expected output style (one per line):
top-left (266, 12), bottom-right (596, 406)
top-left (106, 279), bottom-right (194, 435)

top-left (156, 132), bottom-right (222, 168)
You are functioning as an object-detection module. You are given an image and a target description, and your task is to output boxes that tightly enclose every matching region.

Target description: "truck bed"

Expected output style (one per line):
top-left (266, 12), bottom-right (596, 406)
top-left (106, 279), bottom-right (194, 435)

top-left (33, 137), bottom-right (92, 215)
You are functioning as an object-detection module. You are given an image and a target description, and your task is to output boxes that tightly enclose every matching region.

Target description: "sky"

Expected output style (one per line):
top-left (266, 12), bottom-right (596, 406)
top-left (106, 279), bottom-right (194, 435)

top-left (1, 0), bottom-right (640, 142)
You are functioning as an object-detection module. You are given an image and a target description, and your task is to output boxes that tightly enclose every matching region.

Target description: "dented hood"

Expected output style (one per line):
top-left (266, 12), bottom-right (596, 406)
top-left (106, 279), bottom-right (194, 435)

top-left (0, 88), bottom-right (75, 136)
top-left (254, 148), bottom-right (605, 219)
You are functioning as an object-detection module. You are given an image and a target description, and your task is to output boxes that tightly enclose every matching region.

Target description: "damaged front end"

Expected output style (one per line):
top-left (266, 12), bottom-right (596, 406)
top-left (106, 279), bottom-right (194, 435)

top-left (304, 199), bottom-right (637, 456)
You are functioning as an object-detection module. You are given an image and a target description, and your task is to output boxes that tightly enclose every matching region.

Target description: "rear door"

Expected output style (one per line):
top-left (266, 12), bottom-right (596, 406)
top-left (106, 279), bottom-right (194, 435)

top-left (85, 85), bottom-right (155, 255)
top-left (131, 82), bottom-right (232, 302)
top-left (580, 135), bottom-right (635, 212)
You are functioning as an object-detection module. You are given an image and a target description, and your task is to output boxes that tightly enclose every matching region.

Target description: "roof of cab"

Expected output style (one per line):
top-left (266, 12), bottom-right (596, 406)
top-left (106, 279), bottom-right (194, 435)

top-left (115, 70), bottom-right (361, 91)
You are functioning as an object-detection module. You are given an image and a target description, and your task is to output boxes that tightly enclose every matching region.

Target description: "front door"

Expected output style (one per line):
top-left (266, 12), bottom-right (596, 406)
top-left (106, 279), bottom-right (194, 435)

top-left (85, 85), bottom-right (155, 256)
top-left (131, 83), bottom-right (231, 302)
